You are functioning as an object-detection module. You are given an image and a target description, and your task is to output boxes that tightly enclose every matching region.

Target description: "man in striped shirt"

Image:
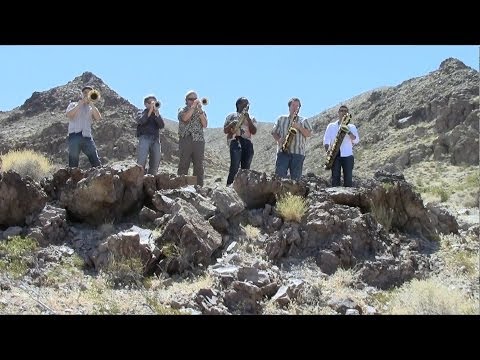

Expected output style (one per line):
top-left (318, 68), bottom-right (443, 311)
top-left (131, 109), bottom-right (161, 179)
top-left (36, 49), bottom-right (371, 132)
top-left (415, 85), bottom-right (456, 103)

top-left (65, 85), bottom-right (102, 168)
top-left (271, 97), bottom-right (312, 180)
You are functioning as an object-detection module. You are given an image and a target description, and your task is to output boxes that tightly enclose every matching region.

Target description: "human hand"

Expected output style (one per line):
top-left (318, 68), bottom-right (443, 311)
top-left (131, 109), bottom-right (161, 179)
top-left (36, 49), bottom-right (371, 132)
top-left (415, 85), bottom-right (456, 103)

top-left (193, 99), bottom-right (202, 109)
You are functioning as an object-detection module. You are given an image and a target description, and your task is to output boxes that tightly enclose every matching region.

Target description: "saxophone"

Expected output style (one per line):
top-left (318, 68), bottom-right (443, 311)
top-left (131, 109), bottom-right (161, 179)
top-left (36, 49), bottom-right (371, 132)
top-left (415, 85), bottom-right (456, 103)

top-left (227, 105), bottom-right (249, 141)
top-left (324, 112), bottom-right (352, 170)
top-left (281, 109), bottom-right (299, 153)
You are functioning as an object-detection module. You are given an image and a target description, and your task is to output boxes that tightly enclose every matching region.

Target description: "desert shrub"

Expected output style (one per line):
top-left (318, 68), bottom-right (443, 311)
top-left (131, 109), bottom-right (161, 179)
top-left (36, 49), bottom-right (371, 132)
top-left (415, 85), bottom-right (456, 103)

top-left (103, 254), bottom-right (145, 289)
top-left (425, 185), bottom-right (450, 202)
top-left (388, 277), bottom-right (478, 315)
top-left (243, 224), bottom-right (260, 241)
top-left (1, 149), bottom-right (53, 181)
top-left (0, 236), bottom-right (38, 279)
top-left (371, 203), bottom-right (394, 232)
top-left (276, 192), bottom-right (307, 223)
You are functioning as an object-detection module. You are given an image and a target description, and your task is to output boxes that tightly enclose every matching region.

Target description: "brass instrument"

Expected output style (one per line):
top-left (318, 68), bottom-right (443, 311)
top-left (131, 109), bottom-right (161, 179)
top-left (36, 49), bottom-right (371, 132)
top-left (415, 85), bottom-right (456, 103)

top-left (201, 97), bottom-right (208, 106)
top-left (87, 89), bottom-right (100, 102)
top-left (324, 112), bottom-right (352, 170)
top-left (281, 109), bottom-right (299, 153)
top-left (231, 105), bottom-right (249, 137)
top-left (154, 101), bottom-right (161, 108)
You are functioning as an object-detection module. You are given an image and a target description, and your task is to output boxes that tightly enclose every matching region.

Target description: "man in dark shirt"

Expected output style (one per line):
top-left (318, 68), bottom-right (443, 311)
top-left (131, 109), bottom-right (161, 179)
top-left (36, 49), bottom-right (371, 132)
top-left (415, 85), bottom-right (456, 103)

top-left (135, 94), bottom-right (165, 175)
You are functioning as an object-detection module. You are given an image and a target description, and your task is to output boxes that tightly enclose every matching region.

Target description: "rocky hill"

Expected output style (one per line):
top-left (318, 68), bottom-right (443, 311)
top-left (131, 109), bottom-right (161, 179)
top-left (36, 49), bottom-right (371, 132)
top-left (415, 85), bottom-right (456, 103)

top-left (0, 58), bottom-right (478, 315)
top-left (0, 71), bottom-right (224, 181)
top-left (205, 58), bottom-right (479, 180)
top-left (0, 58), bottom-right (477, 187)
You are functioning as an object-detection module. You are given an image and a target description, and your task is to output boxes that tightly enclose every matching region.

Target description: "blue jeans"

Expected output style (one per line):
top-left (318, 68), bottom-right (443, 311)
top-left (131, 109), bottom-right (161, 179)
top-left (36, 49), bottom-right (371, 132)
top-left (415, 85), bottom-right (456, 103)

top-left (275, 152), bottom-right (305, 181)
top-left (137, 135), bottom-right (161, 175)
top-left (68, 132), bottom-right (101, 168)
top-left (226, 137), bottom-right (254, 185)
top-left (331, 155), bottom-right (354, 187)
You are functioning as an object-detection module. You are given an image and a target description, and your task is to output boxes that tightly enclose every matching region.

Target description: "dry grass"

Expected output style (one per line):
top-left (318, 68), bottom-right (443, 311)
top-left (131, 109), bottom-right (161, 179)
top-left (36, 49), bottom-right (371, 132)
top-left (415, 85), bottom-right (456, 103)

top-left (243, 224), bottom-right (261, 241)
top-left (371, 202), bottom-right (394, 232)
top-left (405, 162), bottom-right (479, 208)
top-left (1, 149), bottom-right (53, 181)
top-left (387, 276), bottom-right (478, 315)
top-left (276, 192), bottom-right (307, 223)
top-left (102, 254), bottom-right (145, 289)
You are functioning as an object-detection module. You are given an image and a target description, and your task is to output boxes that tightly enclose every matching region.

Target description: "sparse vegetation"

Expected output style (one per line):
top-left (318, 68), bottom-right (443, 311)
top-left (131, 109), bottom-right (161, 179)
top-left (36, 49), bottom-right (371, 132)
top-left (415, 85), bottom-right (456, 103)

top-left (0, 236), bottom-right (38, 279)
top-left (243, 224), bottom-right (260, 241)
top-left (1, 149), bottom-right (53, 181)
top-left (387, 277), bottom-right (478, 315)
top-left (370, 202), bottom-right (394, 232)
top-left (102, 255), bottom-right (145, 289)
top-left (276, 192), bottom-right (307, 223)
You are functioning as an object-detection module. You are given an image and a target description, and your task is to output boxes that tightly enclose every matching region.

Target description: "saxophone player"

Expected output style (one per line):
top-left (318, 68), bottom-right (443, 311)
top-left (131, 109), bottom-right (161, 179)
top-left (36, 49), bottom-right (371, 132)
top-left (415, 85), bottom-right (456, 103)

top-left (177, 90), bottom-right (208, 186)
top-left (271, 97), bottom-right (312, 180)
top-left (223, 97), bottom-right (257, 186)
top-left (323, 105), bottom-right (360, 187)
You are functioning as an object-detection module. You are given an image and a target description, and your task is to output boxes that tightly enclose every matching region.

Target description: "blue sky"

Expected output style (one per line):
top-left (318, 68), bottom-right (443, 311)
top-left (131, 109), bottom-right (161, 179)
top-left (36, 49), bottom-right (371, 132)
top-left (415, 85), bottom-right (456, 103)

top-left (0, 45), bottom-right (477, 128)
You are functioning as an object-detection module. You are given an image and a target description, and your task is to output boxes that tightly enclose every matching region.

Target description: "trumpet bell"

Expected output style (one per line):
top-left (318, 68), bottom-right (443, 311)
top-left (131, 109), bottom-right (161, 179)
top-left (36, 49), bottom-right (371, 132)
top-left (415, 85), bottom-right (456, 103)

top-left (201, 97), bottom-right (208, 105)
top-left (88, 89), bottom-right (100, 102)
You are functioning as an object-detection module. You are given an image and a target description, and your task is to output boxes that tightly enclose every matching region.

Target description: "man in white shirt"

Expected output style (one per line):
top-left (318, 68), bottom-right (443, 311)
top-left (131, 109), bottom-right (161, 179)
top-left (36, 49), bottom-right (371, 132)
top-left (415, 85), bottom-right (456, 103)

top-left (323, 105), bottom-right (360, 187)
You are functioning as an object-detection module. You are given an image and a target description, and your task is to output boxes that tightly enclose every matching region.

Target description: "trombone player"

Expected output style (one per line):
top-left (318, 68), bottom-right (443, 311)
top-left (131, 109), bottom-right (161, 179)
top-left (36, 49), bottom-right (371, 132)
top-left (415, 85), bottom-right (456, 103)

top-left (223, 97), bottom-right (257, 186)
top-left (177, 90), bottom-right (208, 186)
top-left (271, 97), bottom-right (312, 180)
top-left (65, 85), bottom-right (102, 168)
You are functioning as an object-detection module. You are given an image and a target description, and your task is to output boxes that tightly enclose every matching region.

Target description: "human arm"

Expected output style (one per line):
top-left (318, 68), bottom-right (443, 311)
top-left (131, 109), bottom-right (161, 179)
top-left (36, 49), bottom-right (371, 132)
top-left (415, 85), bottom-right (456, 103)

top-left (293, 118), bottom-right (312, 138)
top-left (271, 118), bottom-right (282, 144)
top-left (224, 114), bottom-right (237, 134)
top-left (90, 103), bottom-right (102, 121)
top-left (246, 114), bottom-right (257, 135)
top-left (155, 114), bottom-right (165, 129)
top-left (347, 124), bottom-right (359, 144)
top-left (66, 101), bottom-right (82, 120)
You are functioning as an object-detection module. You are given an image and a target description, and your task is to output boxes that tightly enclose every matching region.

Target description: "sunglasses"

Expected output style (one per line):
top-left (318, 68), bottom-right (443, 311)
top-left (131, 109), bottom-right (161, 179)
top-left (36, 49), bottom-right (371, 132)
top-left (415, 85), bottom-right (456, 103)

top-left (339, 109), bottom-right (348, 112)
top-left (187, 98), bottom-right (197, 101)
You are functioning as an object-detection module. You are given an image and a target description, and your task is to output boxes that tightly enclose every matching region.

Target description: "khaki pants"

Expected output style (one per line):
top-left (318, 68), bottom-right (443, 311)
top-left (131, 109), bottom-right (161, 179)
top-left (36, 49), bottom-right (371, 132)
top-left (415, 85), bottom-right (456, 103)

top-left (177, 135), bottom-right (205, 186)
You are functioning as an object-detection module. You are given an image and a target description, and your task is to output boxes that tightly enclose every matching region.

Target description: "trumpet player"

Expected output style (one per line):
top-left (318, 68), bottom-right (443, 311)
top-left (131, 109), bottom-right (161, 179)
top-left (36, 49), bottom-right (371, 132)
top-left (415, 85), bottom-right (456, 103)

top-left (223, 97), bottom-right (257, 186)
top-left (323, 105), bottom-right (359, 187)
top-left (135, 94), bottom-right (165, 175)
top-left (65, 85), bottom-right (102, 168)
top-left (177, 90), bottom-right (208, 186)
top-left (271, 97), bottom-right (312, 181)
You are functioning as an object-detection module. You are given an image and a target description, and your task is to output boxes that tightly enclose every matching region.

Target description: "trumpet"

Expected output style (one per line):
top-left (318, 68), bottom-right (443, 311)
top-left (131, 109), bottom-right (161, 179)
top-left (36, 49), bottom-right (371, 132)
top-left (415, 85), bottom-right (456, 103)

top-left (201, 97), bottom-right (208, 106)
top-left (152, 100), bottom-right (161, 108)
top-left (87, 89), bottom-right (100, 102)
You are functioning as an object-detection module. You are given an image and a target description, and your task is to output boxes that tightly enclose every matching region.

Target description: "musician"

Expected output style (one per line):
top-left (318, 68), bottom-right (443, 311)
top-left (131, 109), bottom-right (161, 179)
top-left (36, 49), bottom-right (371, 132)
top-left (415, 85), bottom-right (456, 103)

top-left (135, 94), bottom-right (165, 175)
top-left (177, 90), bottom-right (208, 186)
top-left (65, 85), bottom-right (102, 168)
top-left (323, 105), bottom-right (360, 187)
top-left (271, 97), bottom-right (312, 180)
top-left (223, 97), bottom-right (257, 186)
